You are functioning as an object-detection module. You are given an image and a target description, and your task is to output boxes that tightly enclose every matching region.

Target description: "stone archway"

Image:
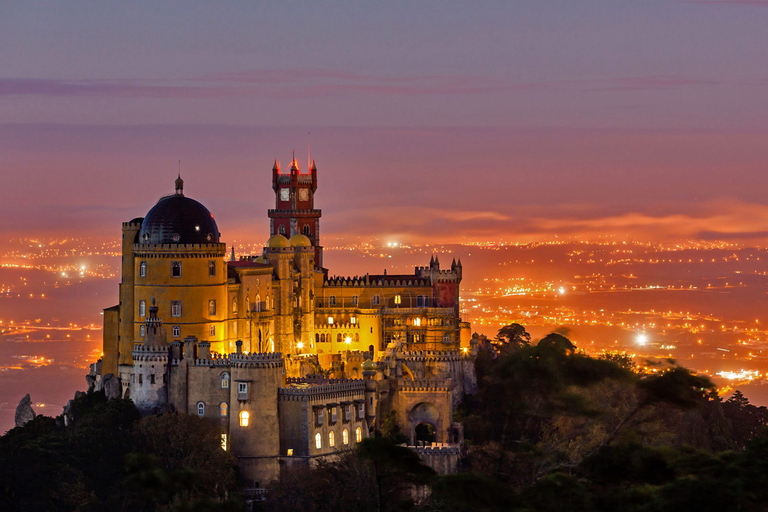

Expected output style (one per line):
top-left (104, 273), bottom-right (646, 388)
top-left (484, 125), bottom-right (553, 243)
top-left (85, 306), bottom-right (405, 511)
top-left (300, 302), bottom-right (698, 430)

top-left (409, 402), bottom-right (441, 445)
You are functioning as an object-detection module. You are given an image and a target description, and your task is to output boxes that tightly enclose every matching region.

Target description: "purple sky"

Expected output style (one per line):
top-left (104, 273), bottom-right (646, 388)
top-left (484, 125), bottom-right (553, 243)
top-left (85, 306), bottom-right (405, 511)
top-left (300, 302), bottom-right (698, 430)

top-left (2, 1), bottom-right (768, 244)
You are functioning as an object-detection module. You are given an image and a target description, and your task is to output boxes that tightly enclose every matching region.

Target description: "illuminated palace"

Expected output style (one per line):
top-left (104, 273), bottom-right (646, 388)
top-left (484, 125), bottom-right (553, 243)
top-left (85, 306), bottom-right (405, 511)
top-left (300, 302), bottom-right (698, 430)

top-left (97, 157), bottom-right (476, 486)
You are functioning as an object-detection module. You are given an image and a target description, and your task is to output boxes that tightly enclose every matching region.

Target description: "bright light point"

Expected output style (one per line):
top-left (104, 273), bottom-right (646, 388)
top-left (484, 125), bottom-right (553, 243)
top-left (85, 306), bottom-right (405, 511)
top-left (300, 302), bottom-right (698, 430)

top-left (296, 342), bottom-right (304, 349)
top-left (636, 333), bottom-right (648, 345)
top-left (345, 337), bottom-right (352, 344)
top-left (558, 287), bottom-right (566, 295)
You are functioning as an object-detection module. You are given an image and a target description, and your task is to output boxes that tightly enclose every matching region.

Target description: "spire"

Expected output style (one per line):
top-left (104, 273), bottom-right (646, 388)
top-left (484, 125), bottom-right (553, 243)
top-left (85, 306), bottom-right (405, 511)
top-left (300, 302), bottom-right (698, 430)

top-left (273, 159), bottom-right (280, 172)
top-left (175, 173), bottom-right (184, 195)
top-left (290, 151), bottom-right (299, 172)
top-left (451, 257), bottom-right (457, 268)
top-left (230, 247), bottom-right (236, 262)
top-left (430, 255), bottom-right (435, 266)
top-left (310, 159), bottom-right (317, 171)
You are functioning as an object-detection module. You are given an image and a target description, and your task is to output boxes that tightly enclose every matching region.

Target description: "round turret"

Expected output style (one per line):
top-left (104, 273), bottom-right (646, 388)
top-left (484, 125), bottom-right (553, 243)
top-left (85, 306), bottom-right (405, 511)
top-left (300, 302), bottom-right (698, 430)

top-left (289, 233), bottom-right (312, 247)
top-left (267, 234), bottom-right (290, 248)
top-left (361, 359), bottom-right (377, 372)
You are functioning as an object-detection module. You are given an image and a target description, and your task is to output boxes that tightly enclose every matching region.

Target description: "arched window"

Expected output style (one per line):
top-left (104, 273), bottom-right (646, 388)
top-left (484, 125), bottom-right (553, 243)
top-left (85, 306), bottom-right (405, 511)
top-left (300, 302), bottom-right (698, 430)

top-left (351, 295), bottom-right (359, 306)
top-left (245, 295), bottom-right (250, 313)
top-left (342, 429), bottom-right (349, 445)
top-left (356, 427), bottom-right (362, 443)
top-left (221, 372), bottom-right (229, 389)
top-left (197, 402), bottom-right (205, 417)
top-left (355, 333), bottom-right (359, 343)
top-left (394, 294), bottom-right (402, 305)
top-left (139, 261), bottom-right (147, 277)
top-left (220, 402), bottom-right (228, 417)
top-left (372, 294), bottom-right (380, 306)
top-left (232, 298), bottom-right (238, 314)
top-left (139, 325), bottom-right (146, 337)
top-left (303, 225), bottom-right (310, 236)
top-left (329, 295), bottom-right (336, 306)
top-left (240, 411), bottom-right (249, 427)
top-left (337, 333), bottom-right (342, 343)
top-left (414, 317), bottom-right (421, 327)
top-left (315, 432), bottom-right (322, 449)
top-left (139, 300), bottom-right (146, 317)
top-left (209, 260), bottom-right (216, 277)
top-left (315, 333), bottom-right (320, 345)
top-left (329, 431), bottom-right (335, 447)
top-left (255, 295), bottom-right (261, 312)
top-left (172, 325), bottom-right (180, 338)
top-left (209, 300), bottom-right (216, 316)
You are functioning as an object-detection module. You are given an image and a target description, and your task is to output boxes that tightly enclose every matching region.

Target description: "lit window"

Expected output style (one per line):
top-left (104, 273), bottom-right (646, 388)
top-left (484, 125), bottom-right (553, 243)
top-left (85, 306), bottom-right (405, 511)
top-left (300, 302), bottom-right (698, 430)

top-left (356, 427), bottom-right (362, 442)
top-left (209, 260), bottom-right (216, 277)
top-left (220, 402), bottom-right (228, 417)
top-left (287, 448), bottom-right (294, 456)
top-left (329, 431), bottom-right (335, 447)
top-left (209, 325), bottom-right (215, 336)
top-left (328, 316), bottom-right (334, 325)
top-left (197, 402), bottom-right (205, 417)
top-left (221, 372), bottom-right (229, 389)
top-left (139, 261), bottom-right (146, 277)
top-left (221, 434), bottom-right (227, 450)
top-left (139, 300), bottom-right (146, 317)
top-left (351, 295), bottom-right (359, 306)
top-left (240, 411), bottom-right (249, 427)
top-left (139, 325), bottom-right (146, 337)
top-left (315, 432), bottom-right (322, 449)
top-left (372, 294), bottom-right (380, 306)
top-left (171, 301), bottom-right (182, 317)
top-left (232, 298), bottom-right (238, 314)
top-left (209, 300), bottom-right (216, 316)
top-left (172, 325), bottom-right (180, 337)
top-left (329, 295), bottom-right (336, 306)
top-left (414, 317), bottom-right (421, 327)
top-left (343, 429), bottom-right (349, 445)
top-left (254, 295), bottom-right (260, 312)
top-left (351, 317), bottom-right (356, 324)
top-left (171, 261), bottom-right (181, 277)
top-left (394, 295), bottom-right (401, 305)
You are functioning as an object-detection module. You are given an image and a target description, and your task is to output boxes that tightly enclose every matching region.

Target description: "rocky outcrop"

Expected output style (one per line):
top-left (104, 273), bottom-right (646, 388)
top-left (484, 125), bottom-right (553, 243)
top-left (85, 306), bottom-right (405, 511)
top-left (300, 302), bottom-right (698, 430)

top-left (14, 394), bottom-right (36, 427)
top-left (96, 373), bottom-right (121, 400)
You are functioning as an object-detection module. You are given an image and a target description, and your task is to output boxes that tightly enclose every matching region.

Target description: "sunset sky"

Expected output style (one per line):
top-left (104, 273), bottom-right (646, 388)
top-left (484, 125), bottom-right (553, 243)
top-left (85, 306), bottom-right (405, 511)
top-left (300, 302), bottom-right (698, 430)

top-left (3, 1), bottom-right (768, 245)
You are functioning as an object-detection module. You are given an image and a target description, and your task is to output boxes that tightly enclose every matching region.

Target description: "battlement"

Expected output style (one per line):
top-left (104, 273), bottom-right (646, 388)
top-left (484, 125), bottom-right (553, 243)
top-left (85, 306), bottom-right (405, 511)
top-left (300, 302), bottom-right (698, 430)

top-left (315, 322), bottom-right (360, 331)
top-left (279, 377), bottom-right (366, 400)
top-left (399, 350), bottom-right (462, 362)
top-left (186, 351), bottom-right (285, 369)
top-left (132, 343), bottom-right (169, 361)
top-left (399, 378), bottom-right (452, 392)
top-left (410, 443), bottom-right (461, 455)
top-left (133, 243), bottom-right (226, 256)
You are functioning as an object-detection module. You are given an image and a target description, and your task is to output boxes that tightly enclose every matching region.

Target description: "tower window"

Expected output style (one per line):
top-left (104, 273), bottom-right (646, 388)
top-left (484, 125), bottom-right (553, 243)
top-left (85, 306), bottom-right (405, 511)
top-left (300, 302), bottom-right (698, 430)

top-left (279, 225), bottom-right (285, 235)
top-left (171, 301), bottom-right (182, 317)
top-left (139, 325), bottom-right (145, 337)
top-left (414, 317), bottom-right (421, 327)
top-left (139, 300), bottom-right (146, 317)
top-left (372, 295), bottom-right (380, 306)
top-left (139, 261), bottom-right (146, 277)
top-left (209, 299), bottom-right (216, 316)
top-left (394, 294), bottom-right (402, 305)
top-left (172, 326), bottom-right (180, 338)
top-left (303, 225), bottom-right (310, 236)
top-left (232, 298), bottom-right (238, 314)
top-left (220, 402), bottom-right (228, 417)
top-left (356, 427), bottom-right (362, 443)
top-left (240, 411), bottom-right (249, 427)
top-left (315, 432), bottom-right (322, 450)
top-left (351, 295), bottom-right (359, 307)
top-left (343, 429), bottom-right (349, 445)
top-left (329, 431), bottom-right (335, 447)
top-left (171, 261), bottom-right (181, 277)
top-left (221, 372), bottom-right (230, 389)
top-left (209, 325), bottom-right (215, 336)
top-left (329, 295), bottom-right (336, 306)
top-left (209, 260), bottom-right (216, 277)
top-left (197, 402), bottom-right (205, 417)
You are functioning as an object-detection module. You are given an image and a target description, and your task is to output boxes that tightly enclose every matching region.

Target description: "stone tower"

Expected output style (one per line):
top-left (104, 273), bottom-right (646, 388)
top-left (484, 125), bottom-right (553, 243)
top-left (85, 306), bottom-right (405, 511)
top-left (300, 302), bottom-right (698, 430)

top-left (268, 156), bottom-right (322, 268)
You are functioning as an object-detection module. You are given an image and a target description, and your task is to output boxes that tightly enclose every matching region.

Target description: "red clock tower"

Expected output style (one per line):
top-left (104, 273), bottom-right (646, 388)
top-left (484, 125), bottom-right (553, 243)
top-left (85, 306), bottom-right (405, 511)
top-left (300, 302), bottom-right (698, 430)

top-left (268, 156), bottom-right (323, 268)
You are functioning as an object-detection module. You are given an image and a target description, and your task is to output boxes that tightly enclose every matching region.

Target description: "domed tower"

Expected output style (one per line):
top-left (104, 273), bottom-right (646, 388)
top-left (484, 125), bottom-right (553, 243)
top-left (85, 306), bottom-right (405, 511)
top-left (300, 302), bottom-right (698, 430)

top-left (130, 177), bottom-right (228, 354)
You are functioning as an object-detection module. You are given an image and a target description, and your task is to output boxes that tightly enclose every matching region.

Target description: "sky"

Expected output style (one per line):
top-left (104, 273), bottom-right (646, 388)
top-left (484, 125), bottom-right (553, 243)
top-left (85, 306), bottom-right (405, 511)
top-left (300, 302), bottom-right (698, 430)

top-left (2, 1), bottom-right (768, 245)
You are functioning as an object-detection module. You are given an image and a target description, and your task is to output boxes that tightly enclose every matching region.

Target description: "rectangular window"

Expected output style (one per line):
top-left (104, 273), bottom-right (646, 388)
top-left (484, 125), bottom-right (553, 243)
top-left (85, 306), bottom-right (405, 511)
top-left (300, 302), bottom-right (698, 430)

top-left (238, 382), bottom-right (248, 401)
top-left (358, 404), bottom-right (364, 419)
top-left (139, 261), bottom-right (147, 277)
top-left (394, 294), bottom-right (401, 305)
top-left (139, 325), bottom-right (145, 337)
top-left (150, 374), bottom-right (155, 384)
top-left (209, 324), bottom-right (215, 336)
top-left (209, 260), bottom-right (216, 277)
top-left (330, 407), bottom-right (337, 424)
top-left (139, 300), bottom-right (146, 317)
top-left (209, 299), bottom-right (216, 316)
top-left (171, 261), bottom-right (181, 277)
top-left (344, 405), bottom-right (351, 422)
top-left (171, 301), bottom-right (182, 317)
top-left (316, 409), bottom-right (324, 426)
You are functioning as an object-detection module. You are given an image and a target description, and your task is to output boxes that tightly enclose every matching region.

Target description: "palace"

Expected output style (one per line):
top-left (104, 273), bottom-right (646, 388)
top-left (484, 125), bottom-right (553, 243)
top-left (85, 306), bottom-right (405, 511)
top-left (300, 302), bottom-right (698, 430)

top-left (96, 157), bottom-right (477, 487)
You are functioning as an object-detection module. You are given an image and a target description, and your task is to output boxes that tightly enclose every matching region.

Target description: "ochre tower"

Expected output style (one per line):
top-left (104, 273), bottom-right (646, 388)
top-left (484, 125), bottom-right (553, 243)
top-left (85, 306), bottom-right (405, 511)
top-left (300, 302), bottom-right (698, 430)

top-left (268, 157), bottom-right (322, 268)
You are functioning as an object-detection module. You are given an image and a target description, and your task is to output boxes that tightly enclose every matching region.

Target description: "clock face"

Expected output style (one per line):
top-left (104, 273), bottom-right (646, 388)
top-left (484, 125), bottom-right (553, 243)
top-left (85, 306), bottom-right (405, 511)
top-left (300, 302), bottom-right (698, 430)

top-left (298, 188), bottom-right (309, 201)
top-left (280, 188), bottom-right (290, 201)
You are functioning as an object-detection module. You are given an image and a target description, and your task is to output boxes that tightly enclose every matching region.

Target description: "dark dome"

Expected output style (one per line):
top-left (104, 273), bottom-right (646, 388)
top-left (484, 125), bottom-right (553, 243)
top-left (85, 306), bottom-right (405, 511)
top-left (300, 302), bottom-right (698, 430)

top-left (138, 193), bottom-right (220, 245)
